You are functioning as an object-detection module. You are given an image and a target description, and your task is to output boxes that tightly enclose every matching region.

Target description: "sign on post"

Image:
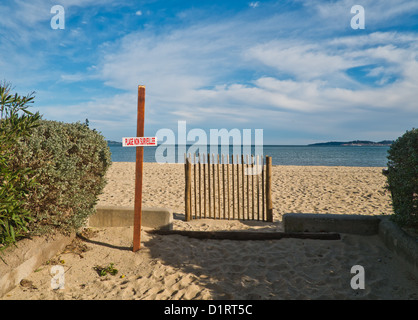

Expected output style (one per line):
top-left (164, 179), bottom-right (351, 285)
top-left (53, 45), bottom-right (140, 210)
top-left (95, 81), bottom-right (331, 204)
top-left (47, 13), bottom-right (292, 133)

top-left (122, 85), bottom-right (157, 252)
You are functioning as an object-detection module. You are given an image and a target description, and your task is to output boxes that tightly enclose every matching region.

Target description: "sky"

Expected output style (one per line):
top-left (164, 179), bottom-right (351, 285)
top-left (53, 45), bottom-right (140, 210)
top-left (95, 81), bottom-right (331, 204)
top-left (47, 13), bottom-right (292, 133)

top-left (0, 0), bottom-right (417, 145)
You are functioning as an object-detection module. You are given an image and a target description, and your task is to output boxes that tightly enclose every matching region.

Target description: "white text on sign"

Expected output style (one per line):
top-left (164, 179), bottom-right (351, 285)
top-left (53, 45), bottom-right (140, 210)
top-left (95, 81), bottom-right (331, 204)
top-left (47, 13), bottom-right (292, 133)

top-left (122, 137), bottom-right (157, 147)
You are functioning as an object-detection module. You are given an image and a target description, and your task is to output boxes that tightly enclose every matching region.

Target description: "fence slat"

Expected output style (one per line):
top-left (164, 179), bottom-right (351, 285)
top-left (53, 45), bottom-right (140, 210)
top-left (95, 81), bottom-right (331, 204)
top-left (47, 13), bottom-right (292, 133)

top-left (237, 154), bottom-right (240, 220)
top-left (216, 154), bottom-right (221, 219)
top-left (222, 155), bottom-right (225, 219)
top-left (232, 155), bottom-right (235, 219)
top-left (246, 155), bottom-right (249, 220)
top-left (251, 155), bottom-right (255, 220)
top-left (242, 154), bottom-right (245, 220)
top-left (266, 156), bottom-right (273, 222)
top-left (185, 153), bottom-right (192, 221)
top-left (193, 153), bottom-right (197, 219)
top-left (207, 153), bottom-right (211, 218)
top-left (198, 153), bottom-right (202, 219)
top-left (227, 155), bottom-right (230, 220)
top-left (262, 155), bottom-right (265, 221)
top-left (203, 153), bottom-right (206, 218)
top-left (212, 154), bottom-right (216, 219)
top-left (256, 156), bottom-right (260, 221)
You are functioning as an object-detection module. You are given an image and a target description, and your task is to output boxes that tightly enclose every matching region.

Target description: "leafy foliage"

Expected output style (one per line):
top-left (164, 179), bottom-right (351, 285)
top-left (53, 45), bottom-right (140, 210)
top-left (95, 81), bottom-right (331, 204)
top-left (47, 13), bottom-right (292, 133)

top-left (386, 128), bottom-right (418, 229)
top-left (9, 119), bottom-right (112, 236)
top-left (0, 82), bottom-right (41, 246)
top-left (94, 263), bottom-right (118, 277)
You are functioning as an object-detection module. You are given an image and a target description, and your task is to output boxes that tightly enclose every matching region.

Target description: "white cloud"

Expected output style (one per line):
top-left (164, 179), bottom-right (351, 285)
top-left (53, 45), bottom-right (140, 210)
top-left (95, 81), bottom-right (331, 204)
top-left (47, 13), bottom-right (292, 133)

top-left (245, 41), bottom-right (359, 81)
top-left (37, 91), bottom-right (138, 128)
top-left (3, 0), bottom-right (417, 142)
top-left (88, 7), bottom-right (418, 141)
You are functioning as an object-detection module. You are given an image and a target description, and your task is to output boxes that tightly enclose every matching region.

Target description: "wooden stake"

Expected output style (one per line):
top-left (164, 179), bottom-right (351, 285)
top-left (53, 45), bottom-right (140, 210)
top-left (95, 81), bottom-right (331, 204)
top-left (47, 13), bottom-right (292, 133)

top-left (212, 154), bottom-right (216, 219)
top-left (251, 155), bottom-right (255, 220)
top-left (217, 154), bottom-right (221, 219)
top-left (193, 153), bottom-right (197, 219)
top-left (203, 153), bottom-right (207, 219)
top-left (222, 154), bottom-right (226, 219)
top-left (133, 85), bottom-right (145, 252)
top-left (262, 156), bottom-right (265, 221)
top-left (237, 155), bottom-right (240, 220)
top-left (231, 154), bottom-right (235, 219)
top-left (241, 154), bottom-right (245, 220)
top-left (198, 153), bottom-right (202, 219)
top-left (227, 155), bottom-right (230, 220)
top-left (266, 156), bottom-right (273, 222)
top-left (246, 155), bottom-right (250, 220)
top-left (207, 153), bottom-right (211, 218)
top-left (185, 154), bottom-right (192, 222)
top-left (257, 155), bottom-right (260, 221)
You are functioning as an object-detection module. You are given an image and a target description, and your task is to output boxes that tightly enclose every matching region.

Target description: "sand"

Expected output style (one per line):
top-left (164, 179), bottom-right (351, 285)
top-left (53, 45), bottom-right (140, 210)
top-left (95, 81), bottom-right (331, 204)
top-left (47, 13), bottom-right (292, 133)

top-left (2, 163), bottom-right (417, 300)
top-left (99, 163), bottom-right (394, 219)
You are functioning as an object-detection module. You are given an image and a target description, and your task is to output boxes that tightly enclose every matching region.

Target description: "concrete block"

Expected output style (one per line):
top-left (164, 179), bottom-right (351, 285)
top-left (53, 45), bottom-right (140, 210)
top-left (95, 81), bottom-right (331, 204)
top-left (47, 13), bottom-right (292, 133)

top-left (89, 206), bottom-right (173, 230)
top-left (283, 213), bottom-right (380, 235)
top-left (378, 217), bottom-right (418, 275)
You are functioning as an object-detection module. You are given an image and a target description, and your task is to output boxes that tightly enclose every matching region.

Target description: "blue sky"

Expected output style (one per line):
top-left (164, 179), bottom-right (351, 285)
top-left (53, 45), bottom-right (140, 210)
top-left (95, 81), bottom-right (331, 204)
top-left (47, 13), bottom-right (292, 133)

top-left (1, 0), bottom-right (417, 144)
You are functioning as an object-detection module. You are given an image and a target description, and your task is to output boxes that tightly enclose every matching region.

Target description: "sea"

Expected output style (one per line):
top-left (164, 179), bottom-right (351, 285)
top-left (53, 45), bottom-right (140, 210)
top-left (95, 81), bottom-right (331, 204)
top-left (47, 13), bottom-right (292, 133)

top-left (109, 144), bottom-right (390, 167)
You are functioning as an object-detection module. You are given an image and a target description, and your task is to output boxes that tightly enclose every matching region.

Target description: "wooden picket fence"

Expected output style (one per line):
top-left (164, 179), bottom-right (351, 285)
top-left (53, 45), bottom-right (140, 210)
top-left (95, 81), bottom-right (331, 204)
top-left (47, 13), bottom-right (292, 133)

top-left (184, 154), bottom-right (273, 222)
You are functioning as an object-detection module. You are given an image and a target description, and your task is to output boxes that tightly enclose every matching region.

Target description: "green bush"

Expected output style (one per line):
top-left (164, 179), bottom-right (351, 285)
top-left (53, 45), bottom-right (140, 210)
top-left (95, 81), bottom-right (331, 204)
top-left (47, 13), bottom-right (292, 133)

top-left (9, 120), bottom-right (112, 236)
top-left (0, 83), bottom-right (41, 247)
top-left (386, 128), bottom-right (418, 229)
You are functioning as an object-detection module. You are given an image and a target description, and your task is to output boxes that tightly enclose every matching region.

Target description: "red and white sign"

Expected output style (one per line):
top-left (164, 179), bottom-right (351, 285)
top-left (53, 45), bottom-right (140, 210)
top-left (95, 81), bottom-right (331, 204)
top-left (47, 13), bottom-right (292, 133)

top-left (122, 137), bottom-right (157, 147)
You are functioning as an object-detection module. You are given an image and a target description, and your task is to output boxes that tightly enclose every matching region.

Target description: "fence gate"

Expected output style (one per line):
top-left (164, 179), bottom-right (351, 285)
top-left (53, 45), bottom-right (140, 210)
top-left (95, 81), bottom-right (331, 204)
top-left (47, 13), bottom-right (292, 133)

top-left (184, 154), bottom-right (273, 222)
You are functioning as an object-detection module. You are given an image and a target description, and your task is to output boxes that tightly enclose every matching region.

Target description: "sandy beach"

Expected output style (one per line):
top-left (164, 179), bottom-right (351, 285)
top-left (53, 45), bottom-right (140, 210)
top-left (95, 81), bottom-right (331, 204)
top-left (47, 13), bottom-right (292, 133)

top-left (99, 162), bottom-right (394, 220)
top-left (2, 163), bottom-right (417, 300)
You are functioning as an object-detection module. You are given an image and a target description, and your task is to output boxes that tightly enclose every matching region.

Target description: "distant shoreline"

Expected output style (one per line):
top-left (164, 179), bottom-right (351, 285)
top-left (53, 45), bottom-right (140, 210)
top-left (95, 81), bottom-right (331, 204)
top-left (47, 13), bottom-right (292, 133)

top-left (107, 140), bottom-right (393, 147)
top-left (307, 140), bottom-right (393, 147)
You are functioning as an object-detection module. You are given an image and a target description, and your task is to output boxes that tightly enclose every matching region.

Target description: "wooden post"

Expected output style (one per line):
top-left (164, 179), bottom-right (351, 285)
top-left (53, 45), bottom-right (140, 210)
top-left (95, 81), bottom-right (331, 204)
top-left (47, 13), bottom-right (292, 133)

top-left (266, 156), bottom-right (273, 222)
top-left (251, 155), bottom-right (255, 220)
top-left (217, 154), bottom-right (221, 219)
top-left (133, 85), bottom-right (145, 252)
top-left (232, 155), bottom-right (235, 219)
top-left (189, 153), bottom-right (192, 218)
top-left (241, 154), bottom-right (245, 220)
top-left (185, 154), bottom-right (192, 221)
top-left (212, 154), bottom-right (216, 219)
top-left (203, 153), bottom-right (207, 219)
top-left (246, 155), bottom-right (250, 220)
top-left (198, 153), bottom-right (202, 219)
top-left (222, 155), bottom-right (226, 219)
top-left (193, 153), bottom-right (197, 220)
top-left (227, 155), bottom-right (230, 220)
top-left (256, 155), bottom-right (260, 221)
top-left (237, 155), bottom-right (240, 220)
top-left (207, 153), bottom-right (211, 218)
top-left (262, 156), bottom-right (265, 221)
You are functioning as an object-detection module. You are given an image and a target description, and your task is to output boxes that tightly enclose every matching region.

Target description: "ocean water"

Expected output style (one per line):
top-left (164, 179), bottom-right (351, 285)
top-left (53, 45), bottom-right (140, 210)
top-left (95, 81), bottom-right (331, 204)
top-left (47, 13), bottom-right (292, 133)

top-left (109, 145), bottom-right (390, 167)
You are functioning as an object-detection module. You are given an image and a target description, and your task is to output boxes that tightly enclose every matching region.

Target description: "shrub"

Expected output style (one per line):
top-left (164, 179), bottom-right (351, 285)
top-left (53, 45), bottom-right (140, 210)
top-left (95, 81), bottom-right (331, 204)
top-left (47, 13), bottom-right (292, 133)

top-left (386, 128), bottom-right (418, 229)
top-left (0, 83), bottom-right (41, 246)
top-left (9, 120), bottom-right (112, 236)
